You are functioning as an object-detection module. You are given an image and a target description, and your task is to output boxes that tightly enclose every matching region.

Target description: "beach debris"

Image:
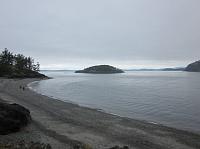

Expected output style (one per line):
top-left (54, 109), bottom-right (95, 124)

top-left (0, 140), bottom-right (52, 149)
top-left (109, 145), bottom-right (129, 149)
top-left (73, 143), bottom-right (93, 149)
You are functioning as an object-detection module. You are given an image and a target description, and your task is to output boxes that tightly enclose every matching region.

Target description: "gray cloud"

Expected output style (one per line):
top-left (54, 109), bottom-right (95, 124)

top-left (0, 0), bottom-right (200, 69)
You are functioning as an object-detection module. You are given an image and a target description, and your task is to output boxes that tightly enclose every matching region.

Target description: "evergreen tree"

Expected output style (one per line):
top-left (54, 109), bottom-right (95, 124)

top-left (0, 48), bottom-right (40, 77)
top-left (0, 48), bottom-right (14, 75)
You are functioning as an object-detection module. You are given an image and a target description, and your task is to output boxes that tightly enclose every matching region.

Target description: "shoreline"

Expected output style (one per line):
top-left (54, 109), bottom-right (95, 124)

top-left (27, 78), bottom-right (199, 135)
top-left (0, 78), bottom-right (200, 149)
top-left (27, 81), bottom-right (167, 129)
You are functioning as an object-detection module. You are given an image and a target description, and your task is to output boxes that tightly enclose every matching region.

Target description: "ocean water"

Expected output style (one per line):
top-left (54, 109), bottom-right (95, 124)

top-left (29, 71), bottom-right (200, 133)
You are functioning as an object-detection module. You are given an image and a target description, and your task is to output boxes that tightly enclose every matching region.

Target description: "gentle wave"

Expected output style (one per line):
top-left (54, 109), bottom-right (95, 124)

top-left (29, 71), bottom-right (200, 133)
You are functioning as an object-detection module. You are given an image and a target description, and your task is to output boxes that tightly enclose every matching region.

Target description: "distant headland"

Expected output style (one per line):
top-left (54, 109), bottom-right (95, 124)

top-left (185, 60), bottom-right (200, 72)
top-left (75, 65), bottom-right (124, 74)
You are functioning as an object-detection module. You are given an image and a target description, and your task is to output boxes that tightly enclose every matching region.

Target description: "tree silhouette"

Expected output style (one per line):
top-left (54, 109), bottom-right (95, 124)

top-left (0, 48), bottom-right (14, 75)
top-left (0, 48), bottom-right (40, 77)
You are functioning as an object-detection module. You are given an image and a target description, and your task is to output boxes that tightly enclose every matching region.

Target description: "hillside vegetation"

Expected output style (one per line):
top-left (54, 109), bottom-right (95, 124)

top-left (75, 65), bottom-right (124, 74)
top-left (0, 49), bottom-right (46, 78)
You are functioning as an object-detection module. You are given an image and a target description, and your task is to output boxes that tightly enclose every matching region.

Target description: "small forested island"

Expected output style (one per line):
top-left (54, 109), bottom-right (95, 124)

top-left (75, 65), bottom-right (124, 74)
top-left (185, 60), bottom-right (200, 72)
top-left (0, 48), bottom-right (47, 78)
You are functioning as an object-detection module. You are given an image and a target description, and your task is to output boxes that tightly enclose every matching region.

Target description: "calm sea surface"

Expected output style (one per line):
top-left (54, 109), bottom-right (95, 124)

top-left (29, 71), bottom-right (200, 133)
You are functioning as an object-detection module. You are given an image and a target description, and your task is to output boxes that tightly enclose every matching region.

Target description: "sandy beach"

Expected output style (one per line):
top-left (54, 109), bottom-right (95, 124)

top-left (0, 78), bottom-right (200, 149)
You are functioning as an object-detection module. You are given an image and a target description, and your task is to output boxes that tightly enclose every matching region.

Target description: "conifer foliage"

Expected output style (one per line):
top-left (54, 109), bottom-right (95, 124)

top-left (0, 48), bottom-right (42, 78)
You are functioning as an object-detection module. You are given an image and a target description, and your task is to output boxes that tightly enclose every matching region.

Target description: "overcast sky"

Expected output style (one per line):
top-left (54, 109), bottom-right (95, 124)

top-left (0, 0), bottom-right (200, 69)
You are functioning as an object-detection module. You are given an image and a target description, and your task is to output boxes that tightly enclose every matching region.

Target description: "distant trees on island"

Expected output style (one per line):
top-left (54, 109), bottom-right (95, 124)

top-left (0, 48), bottom-right (46, 78)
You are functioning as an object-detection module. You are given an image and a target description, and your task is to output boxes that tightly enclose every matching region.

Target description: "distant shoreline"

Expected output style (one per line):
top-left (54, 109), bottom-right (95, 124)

top-left (41, 68), bottom-right (185, 72)
top-left (0, 78), bottom-right (200, 148)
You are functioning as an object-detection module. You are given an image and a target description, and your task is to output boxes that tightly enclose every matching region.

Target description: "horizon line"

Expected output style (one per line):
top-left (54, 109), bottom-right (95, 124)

top-left (40, 66), bottom-right (185, 71)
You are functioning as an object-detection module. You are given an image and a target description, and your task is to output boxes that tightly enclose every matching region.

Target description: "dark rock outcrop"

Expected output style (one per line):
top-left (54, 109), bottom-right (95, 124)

top-left (0, 102), bottom-right (31, 135)
top-left (185, 60), bottom-right (200, 72)
top-left (75, 65), bottom-right (124, 74)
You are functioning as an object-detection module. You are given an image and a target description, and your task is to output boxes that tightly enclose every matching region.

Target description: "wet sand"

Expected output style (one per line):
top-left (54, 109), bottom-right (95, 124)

top-left (0, 78), bottom-right (200, 149)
